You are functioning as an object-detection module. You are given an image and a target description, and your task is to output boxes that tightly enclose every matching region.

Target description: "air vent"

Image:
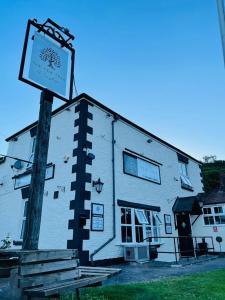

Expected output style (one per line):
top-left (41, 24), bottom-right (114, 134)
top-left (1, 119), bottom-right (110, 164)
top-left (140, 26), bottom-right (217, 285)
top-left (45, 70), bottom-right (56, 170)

top-left (124, 245), bottom-right (149, 262)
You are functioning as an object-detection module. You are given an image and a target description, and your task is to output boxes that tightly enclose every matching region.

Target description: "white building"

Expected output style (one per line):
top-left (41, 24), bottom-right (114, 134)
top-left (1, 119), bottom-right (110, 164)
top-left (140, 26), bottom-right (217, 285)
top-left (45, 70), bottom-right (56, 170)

top-left (0, 93), bottom-right (216, 265)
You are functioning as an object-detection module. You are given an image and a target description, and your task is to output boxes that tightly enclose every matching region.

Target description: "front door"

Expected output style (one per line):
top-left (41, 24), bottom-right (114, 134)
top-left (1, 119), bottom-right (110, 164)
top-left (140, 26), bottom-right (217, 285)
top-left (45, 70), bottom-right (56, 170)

top-left (176, 213), bottom-right (194, 257)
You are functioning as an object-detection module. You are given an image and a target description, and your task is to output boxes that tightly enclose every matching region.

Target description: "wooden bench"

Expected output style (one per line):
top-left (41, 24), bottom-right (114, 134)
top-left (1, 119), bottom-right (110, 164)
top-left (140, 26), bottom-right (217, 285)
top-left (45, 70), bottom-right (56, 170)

top-left (0, 250), bottom-right (121, 300)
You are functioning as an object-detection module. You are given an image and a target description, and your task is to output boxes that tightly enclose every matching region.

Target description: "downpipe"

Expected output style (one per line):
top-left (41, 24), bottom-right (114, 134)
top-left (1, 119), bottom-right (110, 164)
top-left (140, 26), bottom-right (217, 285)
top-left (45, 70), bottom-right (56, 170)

top-left (90, 115), bottom-right (118, 265)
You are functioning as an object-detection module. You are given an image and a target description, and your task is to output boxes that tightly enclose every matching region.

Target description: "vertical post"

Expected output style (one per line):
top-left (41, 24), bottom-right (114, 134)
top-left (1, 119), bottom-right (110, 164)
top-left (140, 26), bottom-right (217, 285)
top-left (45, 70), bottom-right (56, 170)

top-left (23, 89), bottom-right (53, 250)
top-left (217, 0), bottom-right (225, 66)
top-left (212, 236), bottom-right (215, 253)
top-left (174, 237), bottom-right (178, 264)
top-left (194, 237), bottom-right (197, 259)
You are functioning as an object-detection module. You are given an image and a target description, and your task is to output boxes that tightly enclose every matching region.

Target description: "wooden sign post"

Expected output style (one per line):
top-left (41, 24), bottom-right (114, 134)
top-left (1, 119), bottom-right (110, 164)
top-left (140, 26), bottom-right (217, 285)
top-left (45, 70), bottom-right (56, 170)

top-left (23, 90), bottom-right (53, 249)
top-left (19, 19), bottom-right (75, 250)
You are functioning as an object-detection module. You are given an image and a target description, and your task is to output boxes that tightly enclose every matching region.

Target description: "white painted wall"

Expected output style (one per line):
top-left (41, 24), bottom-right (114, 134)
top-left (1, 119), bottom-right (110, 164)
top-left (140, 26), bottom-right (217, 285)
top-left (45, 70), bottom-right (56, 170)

top-left (0, 103), bottom-right (77, 249)
top-left (192, 205), bottom-right (225, 253)
top-left (0, 97), bottom-right (203, 263)
top-left (84, 103), bottom-right (203, 262)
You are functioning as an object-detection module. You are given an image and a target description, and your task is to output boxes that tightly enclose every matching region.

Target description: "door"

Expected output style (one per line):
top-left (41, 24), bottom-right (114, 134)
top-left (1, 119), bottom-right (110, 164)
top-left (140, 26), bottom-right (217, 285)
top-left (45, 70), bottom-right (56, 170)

top-left (176, 213), bottom-right (194, 257)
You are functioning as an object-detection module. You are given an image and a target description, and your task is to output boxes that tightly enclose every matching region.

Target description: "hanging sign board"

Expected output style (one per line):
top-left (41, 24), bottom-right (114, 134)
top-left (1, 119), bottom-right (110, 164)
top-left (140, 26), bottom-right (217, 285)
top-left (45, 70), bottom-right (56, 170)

top-left (29, 32), bottom-right (69, 96)
top-left (19, 19), bottom-right (75, 101)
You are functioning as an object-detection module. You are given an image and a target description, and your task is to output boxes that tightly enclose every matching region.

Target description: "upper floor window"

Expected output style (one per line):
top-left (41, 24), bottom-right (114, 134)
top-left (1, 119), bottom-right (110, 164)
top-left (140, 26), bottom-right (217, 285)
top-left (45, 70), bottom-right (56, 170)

top-left (26, 137), bottom-right (36, 169)
top-left (123, 152), bottom-right (161, 184)
top-left (177, 153), bottom-right (193, 191)
top-left (14, 163), bottom-right (55, 189)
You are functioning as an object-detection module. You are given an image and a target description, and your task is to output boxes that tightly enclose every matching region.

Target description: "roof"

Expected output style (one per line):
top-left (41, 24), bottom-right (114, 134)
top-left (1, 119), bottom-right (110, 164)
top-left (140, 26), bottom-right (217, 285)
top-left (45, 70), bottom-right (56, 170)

top-left (6, 93), bottom-right (201, 164)
top-left (173, 195), bottom-right (203, 214)
top-left (201, 190), bottom-right (225, 205)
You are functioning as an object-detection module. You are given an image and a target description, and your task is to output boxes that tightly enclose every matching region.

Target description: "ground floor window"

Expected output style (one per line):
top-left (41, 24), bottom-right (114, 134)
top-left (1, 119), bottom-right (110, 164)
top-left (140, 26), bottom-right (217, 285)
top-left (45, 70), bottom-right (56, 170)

top-left (203, 205), bottom-right (225, 225)
top-left (120, 207), bottom-right (162, 244)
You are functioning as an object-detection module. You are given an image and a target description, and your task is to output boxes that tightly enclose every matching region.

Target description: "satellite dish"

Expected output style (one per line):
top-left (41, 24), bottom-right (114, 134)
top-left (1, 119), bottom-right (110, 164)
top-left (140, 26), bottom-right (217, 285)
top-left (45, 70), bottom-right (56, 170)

top-left (13, 160), bottom-right (23, 170)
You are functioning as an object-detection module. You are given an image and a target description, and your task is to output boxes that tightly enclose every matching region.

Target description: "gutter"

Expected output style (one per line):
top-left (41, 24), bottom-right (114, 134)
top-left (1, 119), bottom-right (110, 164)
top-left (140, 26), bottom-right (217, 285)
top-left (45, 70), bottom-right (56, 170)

top-left (90, 115), bottom-right (118, 265)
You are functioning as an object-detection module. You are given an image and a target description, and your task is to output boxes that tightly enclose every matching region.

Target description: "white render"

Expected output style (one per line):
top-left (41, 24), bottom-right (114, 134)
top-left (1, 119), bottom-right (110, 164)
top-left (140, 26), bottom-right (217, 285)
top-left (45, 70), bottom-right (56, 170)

top-left (0, 94), bottom-right (207, 263)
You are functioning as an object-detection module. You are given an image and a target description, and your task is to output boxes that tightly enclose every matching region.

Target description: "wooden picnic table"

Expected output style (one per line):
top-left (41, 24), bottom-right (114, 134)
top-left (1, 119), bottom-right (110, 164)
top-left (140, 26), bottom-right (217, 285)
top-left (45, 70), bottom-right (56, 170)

top-left (0, 249), bottom-right (121, 300)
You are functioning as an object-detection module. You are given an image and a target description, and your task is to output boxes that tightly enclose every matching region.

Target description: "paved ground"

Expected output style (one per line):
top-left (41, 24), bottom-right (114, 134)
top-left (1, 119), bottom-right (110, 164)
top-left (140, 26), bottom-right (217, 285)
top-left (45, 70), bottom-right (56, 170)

top-left (105, 256), bottom-right (225, 286)
top-left (1, 256), bottom-right (224, 298)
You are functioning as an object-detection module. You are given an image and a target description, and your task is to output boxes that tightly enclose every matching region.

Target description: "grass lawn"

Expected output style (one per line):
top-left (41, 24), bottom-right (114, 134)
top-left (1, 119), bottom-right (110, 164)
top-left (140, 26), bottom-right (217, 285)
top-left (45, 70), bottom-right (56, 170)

top-left (60, 269), bottom-right (225, 300)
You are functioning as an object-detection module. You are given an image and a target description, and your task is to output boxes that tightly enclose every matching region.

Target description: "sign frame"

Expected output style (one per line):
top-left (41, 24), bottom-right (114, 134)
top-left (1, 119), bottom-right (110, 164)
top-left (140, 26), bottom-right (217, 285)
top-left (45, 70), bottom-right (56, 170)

top-left (19, 18), bottom-right (75, 102)
top-left (164, 214), bottom-right (172, 234)
top-left (91, 203), bottom-right (104, 232)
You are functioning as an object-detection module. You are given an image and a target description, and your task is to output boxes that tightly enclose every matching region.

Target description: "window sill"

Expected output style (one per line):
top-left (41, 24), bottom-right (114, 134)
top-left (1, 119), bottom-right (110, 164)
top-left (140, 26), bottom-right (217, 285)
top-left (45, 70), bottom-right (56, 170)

top-left (181, 185), bottom-right (194, 192)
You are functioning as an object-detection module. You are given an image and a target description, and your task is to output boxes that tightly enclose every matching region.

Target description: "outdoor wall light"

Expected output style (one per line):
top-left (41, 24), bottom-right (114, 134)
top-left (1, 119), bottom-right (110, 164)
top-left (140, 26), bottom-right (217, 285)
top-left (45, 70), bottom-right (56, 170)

top-left (92, 178), bottom-right (104, 194)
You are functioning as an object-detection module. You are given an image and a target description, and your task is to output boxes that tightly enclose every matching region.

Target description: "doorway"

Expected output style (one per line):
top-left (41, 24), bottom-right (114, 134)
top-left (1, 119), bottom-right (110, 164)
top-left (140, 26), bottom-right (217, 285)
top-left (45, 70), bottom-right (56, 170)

top-left (176, 213), bottom-right (194, 257)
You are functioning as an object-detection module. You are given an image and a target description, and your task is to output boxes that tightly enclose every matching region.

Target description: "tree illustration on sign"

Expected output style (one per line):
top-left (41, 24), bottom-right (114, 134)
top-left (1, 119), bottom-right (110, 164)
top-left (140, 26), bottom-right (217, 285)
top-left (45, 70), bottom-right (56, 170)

top-left (39, 48), bottom-right (61, 69)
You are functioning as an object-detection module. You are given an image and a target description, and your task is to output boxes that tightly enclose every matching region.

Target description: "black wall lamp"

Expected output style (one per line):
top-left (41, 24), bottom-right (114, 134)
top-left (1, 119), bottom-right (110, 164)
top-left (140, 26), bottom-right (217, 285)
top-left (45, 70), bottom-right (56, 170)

top-left (93, 178), bottom-right (104, 194)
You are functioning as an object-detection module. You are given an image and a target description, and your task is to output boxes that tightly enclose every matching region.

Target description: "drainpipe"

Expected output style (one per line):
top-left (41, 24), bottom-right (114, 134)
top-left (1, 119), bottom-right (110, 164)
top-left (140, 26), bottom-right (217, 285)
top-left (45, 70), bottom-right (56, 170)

top-left (90, 115), bottom-right (118, 265)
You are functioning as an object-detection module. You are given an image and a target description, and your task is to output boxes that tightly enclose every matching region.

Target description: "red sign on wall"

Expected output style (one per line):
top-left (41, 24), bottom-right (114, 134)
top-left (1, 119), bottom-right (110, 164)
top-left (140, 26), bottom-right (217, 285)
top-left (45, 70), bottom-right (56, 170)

top-left (213, 226), bottom-right (218, 232)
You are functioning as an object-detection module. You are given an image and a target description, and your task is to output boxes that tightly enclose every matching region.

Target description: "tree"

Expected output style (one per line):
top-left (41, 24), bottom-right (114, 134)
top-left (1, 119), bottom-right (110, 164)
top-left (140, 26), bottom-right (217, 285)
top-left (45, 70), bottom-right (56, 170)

top-left (202, 155), bottom-right (217, 163)
top-left (40, 47), bottom-right (61, 69)
top-left (202, 156), bottom-right (225, 193)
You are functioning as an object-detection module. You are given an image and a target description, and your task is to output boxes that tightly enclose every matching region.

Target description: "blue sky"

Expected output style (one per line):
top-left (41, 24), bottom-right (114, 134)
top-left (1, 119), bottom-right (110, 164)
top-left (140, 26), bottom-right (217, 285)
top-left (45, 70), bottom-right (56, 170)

top-left (0, 0), bottom-right (224, 160)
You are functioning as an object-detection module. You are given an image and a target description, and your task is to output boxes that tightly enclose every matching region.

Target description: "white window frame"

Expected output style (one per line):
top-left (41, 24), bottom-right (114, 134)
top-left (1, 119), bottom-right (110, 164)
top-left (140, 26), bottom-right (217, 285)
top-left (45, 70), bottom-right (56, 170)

top-left (123, 152), bottom-right (161, 184)
top-left (179, 162), bottom-right (193, 190)
top-left (20, 199), bottom-right (28, 240)
top-left (26, 137), bottom-right (36, 169)
top-left (120, 207), bottom-right (162, 244)
top-left (203, 205), bottom-right (225, 226)
top-left (135, 209), bottom-right (149, 224)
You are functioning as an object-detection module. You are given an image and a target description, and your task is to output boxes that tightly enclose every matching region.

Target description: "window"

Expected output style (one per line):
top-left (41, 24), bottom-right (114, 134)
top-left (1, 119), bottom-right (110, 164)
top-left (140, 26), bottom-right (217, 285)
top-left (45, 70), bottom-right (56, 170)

top-left (203, 206), bottom-right (225, 226)
top-left (26, 137), bottom-right (36, 169)
top-left (179, 162), bottom-right (193, 191)
top-left (120, 208), bottom-right (161, 244)
top-left (203, 207), bottom-right (211, 215)
top-left (204, 216), bottom-right (214, 225)
top-left (123, 152), bottom-right (161, 184)
top-left (14, 164), bottom-right (55, 189)
top-left (179, 162), bottom-right (188, 177)
top-left (152, 213), bottom-right (162, 242)
top-left (214, 207), bottom-right (223, 214)
top-left (135, 209), bottom-right (149, 224)
top-left (20, 200), bottom-right (28, 239)
top-left (121, 208), bottom-right (133, 243)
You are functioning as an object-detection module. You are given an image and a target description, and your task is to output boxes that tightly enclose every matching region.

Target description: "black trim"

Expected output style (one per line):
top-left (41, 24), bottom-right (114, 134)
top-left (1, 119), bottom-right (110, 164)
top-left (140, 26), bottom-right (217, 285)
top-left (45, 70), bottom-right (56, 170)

top-left (29, 127), bottom-right (37, 137)
top-left (67, 100), bottom-right (93, 265)
top-left (53, 191), bottom-right (59, 199)
top-left (125, 148), bottom-right (162, 166)
top-left (21, 187), bottom-right (30, 199)
top-left (123, 151), bottom-right (161, 185)
top-left (117, 199), bottom-right (161, 212)
top-left (177, 153), bottom-right (189, 164)
top-left (5, 93), bottom-right (201, 165)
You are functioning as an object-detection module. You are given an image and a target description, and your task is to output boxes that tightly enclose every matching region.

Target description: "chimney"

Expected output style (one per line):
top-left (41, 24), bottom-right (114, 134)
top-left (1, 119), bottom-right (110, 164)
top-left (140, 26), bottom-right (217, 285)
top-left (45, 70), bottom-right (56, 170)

top-left (219, 173), bottom-right (225, 192)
